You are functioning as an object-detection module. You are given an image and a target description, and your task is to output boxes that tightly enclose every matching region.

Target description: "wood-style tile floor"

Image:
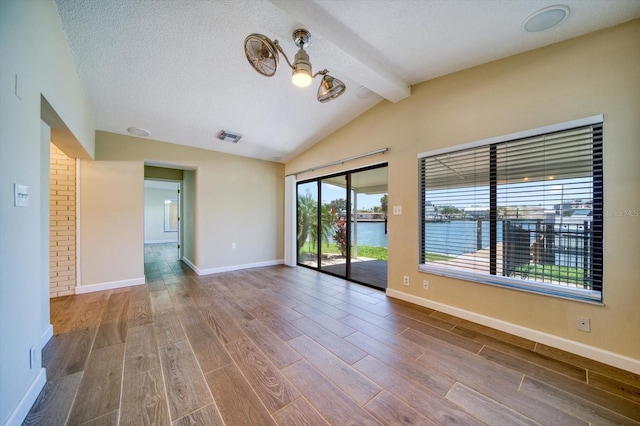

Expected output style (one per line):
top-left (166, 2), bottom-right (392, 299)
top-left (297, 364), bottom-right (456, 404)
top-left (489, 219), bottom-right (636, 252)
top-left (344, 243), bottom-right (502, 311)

top-left (25, 243), bottom-right (640, 425)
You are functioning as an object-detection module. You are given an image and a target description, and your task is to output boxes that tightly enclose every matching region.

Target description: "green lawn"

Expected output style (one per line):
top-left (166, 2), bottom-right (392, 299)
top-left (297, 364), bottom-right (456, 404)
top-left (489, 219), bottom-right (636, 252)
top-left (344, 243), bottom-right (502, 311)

top-left (299, 242), bottom-right (340, 254)
top-left (424, 252), bottom-right (454, 262)
top-left (515, 263), bottom-right (589, 286)
top-left (356, 245), bottom-right (388, 260)
top-left (298, 243), bottom-right (453, 262)
top-left (299, 242), bottom-right (388, 260)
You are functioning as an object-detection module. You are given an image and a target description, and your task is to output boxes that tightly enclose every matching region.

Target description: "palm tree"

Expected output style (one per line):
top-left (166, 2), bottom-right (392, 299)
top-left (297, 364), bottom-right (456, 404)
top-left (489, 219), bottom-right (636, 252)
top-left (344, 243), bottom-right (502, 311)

top-left (297, 191), bottom-right (341, 256)
top-left (380, 194), bottom-right (388, 216)
top-left (297, 192), bottom-right (316, 252)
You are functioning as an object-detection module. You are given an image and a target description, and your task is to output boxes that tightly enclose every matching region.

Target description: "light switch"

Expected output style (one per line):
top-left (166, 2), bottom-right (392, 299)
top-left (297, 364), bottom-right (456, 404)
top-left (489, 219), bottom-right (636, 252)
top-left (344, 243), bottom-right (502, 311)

top-left (393, 205), bottom-right (402, 215)
top-left (14, 184), bottom-right (29, 207)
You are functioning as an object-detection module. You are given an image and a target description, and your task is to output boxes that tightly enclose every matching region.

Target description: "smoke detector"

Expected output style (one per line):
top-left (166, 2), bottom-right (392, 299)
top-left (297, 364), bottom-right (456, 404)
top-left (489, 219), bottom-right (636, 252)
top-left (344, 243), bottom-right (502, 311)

top-left (523, 5), bottom-right (570, 32)
top-left (217, 130), bottom-right (242, 143)
top-left (127, 127), bottom-right (150, 137)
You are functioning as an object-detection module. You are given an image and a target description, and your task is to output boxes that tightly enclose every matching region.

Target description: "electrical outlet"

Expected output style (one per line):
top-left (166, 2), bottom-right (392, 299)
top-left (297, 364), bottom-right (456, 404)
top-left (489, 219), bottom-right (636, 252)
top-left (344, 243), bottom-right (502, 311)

top-left (403, 276), bottom-right (410, 286)
top-left (423, 280), bottom-right (429, 290)
top-left (577, 316), bottom-right (591, 332)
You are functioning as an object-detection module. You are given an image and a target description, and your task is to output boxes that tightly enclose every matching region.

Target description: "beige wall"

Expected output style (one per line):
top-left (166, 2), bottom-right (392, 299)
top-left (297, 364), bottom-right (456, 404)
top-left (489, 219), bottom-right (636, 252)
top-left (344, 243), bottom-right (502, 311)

top-left (286, 20), bottom-right (640, 363)
top-left (87, 132), bottom-right (284, 278)
top-left (50, 143), bottom-right (77, 297)
top-left (80, 160), bottom-right (144, 286)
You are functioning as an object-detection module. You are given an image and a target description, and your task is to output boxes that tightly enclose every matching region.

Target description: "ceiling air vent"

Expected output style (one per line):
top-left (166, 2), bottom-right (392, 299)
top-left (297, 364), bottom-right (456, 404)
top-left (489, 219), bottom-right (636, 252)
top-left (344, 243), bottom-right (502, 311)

top-left (217, 130), bottom-right (242, 143)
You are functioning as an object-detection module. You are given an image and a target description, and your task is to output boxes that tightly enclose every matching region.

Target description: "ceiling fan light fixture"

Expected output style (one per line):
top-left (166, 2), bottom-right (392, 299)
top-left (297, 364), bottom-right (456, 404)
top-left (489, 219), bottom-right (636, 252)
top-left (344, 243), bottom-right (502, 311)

top-left (292, 68), bottom-right (313, 87)
top-left (317, 74), bottom-right (346, 103)
top-left (291, 48), bottom-right (313, 87)
top-left (243, 28), bottom-right (345, 102)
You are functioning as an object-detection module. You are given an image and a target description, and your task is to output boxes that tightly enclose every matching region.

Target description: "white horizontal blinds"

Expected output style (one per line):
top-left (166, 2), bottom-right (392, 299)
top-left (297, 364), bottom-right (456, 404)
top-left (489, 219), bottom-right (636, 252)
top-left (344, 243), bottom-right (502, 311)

top-left (498, 126), bottom-right (601, 290)
top-left (420, 121), bottom-right (603, 300)
top-left (421, 146), bottom-right (491, 274)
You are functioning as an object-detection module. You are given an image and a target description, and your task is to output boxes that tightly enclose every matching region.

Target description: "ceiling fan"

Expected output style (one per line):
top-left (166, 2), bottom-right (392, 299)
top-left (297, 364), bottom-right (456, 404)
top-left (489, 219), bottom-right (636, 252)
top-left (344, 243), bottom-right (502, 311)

top-left (244, 29), bottom-right (346, 103)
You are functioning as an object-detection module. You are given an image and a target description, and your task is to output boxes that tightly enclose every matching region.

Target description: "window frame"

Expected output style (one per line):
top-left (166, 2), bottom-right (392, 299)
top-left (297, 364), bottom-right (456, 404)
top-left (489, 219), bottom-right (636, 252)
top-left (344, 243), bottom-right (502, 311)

top-left (418, 115), bottom-right (604, 303)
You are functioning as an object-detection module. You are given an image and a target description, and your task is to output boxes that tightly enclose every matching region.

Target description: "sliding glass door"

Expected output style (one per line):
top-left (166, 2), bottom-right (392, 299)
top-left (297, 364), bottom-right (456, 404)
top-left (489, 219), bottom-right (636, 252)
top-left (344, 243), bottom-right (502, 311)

top-left (319, 176), bottom-right (348, 278)
top-left (349, 167), bottom-right (388, 289)
top-left (296, 164), bottom-right (388, 289)
top-left (297, 181), bottom-right (319, 269)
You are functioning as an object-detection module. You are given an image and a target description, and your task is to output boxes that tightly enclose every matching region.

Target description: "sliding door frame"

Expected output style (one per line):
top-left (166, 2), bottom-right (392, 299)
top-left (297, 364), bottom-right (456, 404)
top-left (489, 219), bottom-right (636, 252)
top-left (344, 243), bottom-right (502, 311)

top-left (296, 162), bottom-right (388, 288)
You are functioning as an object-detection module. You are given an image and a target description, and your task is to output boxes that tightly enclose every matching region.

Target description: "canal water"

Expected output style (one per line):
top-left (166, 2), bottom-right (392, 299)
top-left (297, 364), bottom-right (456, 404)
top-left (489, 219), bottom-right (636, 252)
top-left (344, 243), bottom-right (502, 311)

top-left (355, 220), bottom-right (589, 269)
top-left (354, 220), bottom-right (499, 255)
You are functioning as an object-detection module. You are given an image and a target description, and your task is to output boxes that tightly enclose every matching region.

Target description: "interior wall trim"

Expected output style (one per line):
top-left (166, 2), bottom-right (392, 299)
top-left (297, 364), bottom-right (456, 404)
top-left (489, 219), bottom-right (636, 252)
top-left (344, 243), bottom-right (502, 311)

top-left (3, 368), bottom-right (46, 426)
top-left (284, 175), bottom-right (297, 267)
top-left (76, 158), bottom-right (82, 291)
top-left (182, 257), bottom-right (284, 276)
top-left (40, 324), bottom-right (53, 349)
top-left (386, 288), bottom-right (640, 375)
top-left (75, 277), bottom-right (146, 294)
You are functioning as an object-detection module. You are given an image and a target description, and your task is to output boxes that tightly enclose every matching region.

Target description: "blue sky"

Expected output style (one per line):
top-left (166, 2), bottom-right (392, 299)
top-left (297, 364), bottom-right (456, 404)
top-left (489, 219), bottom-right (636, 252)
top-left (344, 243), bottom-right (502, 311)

top-left (299, 178), bottom-right (592, 211)
top-left (298, 182), bottom-right (386, 211)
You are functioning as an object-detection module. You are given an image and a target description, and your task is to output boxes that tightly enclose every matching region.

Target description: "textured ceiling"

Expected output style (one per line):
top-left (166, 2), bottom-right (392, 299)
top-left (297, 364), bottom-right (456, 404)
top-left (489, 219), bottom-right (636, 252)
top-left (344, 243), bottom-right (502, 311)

top-left (54, 0), bottom-right (640, 163)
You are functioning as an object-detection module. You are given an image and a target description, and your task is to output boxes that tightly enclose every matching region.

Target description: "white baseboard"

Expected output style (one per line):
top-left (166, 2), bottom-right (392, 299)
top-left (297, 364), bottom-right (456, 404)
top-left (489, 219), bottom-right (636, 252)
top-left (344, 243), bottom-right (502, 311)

top-left (386, 288), bottom-right (640, 375)
top-left (181, 256), bottom-right (199, 273)
top-left (4, 368), bottom-right (46, 426)
top-left (144, 239), bottom-right (177, 244)
top-left (75, 277), bottom-right (146, 294)
top-left (182, 257), bottom-right (284, 276)
top-left (40, 324), bottom-right (53, 348)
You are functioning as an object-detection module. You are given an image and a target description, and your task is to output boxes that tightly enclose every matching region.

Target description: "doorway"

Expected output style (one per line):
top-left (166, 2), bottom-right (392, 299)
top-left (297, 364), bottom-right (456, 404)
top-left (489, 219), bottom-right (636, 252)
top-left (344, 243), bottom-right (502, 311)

top-left (144, 179), bottom-right (181, 262)
top-left (297, 164), bottom-right (388, 289)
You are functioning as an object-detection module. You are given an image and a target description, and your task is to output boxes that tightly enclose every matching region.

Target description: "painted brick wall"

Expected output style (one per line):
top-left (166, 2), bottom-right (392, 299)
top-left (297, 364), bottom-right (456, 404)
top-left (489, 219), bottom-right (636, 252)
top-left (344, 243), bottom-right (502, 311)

top-left (50, 143), bottom-right (76, 297)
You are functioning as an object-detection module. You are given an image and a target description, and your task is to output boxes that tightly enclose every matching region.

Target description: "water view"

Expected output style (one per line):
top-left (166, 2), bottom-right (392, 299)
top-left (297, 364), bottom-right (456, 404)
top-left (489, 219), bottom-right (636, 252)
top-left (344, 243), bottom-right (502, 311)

top-left (356, 220), bottom-right (589, 267)
top-left (353, 220), bottom-right (497, 255)
top-left (352, 221), bottom-right (388, 248)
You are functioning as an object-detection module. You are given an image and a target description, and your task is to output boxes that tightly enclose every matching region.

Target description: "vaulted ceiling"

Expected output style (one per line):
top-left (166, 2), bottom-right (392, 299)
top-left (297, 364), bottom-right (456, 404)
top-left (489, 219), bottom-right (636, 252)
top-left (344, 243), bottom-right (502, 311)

top-left (54, 0), bottom-right (640, 162)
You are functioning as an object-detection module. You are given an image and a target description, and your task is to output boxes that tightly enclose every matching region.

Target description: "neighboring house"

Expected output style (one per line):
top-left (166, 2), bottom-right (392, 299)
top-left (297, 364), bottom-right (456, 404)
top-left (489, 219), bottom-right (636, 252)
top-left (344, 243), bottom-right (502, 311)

top-left (464, 206), bottom-right (490, 220)
top-left (356, 212), bottom-right (386, 221)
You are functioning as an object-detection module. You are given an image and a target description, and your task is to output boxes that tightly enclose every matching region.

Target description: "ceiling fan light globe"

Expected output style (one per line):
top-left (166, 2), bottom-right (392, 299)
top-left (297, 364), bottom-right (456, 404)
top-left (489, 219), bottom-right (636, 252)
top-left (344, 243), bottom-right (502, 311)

top-left (317, 74), bottom-right (346, 102)
top-left (292, 69), bottom-right (313, 87)
top-left (291, 48), bottom-right (312, 87)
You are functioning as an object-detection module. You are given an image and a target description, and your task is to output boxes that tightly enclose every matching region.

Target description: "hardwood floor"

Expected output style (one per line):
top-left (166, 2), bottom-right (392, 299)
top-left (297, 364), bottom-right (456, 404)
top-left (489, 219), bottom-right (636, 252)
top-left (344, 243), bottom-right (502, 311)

top-left (25, 243), bottom-right (640, 425)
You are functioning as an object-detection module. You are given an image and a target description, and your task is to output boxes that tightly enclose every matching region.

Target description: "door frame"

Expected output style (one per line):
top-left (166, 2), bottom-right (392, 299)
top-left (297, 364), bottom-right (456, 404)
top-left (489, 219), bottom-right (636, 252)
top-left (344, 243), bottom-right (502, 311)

top-left (295, 163), bottom-right (388, 288)
top-left (143, 178), bottom-right (182, 260)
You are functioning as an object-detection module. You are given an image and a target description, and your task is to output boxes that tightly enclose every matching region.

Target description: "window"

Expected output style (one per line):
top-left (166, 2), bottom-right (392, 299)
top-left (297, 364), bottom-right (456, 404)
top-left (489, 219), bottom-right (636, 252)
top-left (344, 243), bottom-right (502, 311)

top-left (164, 199), bottom-right (178, 232)
top-left (418, 116), bottom-right (603, 302)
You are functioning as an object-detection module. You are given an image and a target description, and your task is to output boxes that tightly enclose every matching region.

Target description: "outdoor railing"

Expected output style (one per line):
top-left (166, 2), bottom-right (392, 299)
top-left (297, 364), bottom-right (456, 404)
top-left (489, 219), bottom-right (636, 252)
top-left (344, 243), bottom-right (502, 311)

top-left (503, 219), bottom-right (594, 290)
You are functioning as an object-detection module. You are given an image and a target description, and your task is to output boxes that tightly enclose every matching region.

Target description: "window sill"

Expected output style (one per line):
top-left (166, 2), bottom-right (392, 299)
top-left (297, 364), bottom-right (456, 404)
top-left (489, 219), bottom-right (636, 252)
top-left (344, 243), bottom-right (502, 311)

top-left (419, 264), bottom-right (603, 305)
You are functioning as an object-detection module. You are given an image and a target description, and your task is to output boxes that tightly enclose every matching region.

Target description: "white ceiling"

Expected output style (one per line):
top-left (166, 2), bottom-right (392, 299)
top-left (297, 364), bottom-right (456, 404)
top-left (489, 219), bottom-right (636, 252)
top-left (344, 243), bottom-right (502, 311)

top-left (54, 0), bottom-right (640, 163)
